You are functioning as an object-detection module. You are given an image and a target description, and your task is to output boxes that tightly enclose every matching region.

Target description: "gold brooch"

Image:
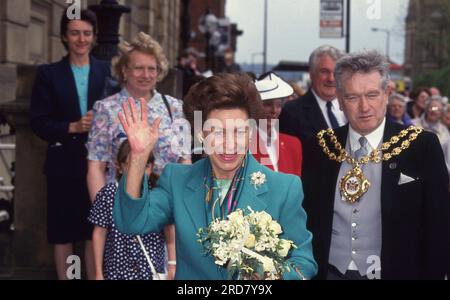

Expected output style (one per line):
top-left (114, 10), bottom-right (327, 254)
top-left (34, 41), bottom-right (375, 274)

top-left (339, 165), bottom-right (370, 203)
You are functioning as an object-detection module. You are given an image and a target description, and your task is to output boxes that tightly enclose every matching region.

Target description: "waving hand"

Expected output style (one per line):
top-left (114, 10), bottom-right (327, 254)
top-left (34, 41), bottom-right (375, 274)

top-left (118, 98), bottom-right (161, 159)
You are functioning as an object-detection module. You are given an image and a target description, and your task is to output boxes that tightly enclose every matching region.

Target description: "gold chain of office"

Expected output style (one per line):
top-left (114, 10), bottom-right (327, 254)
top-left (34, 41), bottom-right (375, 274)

top-left (316, 126), bottom-right (423, 204)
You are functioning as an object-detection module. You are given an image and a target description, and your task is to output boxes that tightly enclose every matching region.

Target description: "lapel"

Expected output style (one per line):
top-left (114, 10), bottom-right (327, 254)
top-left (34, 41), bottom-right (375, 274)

top-left (380, 120), bottom-right (402, 221)
top-left (304, 91), bottom-right (329, 133)
top-left (182, 159), bottom-right (208, 231)
top-left (60, 56), bottom-right (82, 119)
top-left (236, 155), bottom-right (269, 213)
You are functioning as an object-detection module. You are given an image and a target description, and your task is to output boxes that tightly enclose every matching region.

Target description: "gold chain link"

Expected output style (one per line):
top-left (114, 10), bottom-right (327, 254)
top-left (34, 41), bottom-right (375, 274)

top-left (317, 126), bottom-right (423, 165)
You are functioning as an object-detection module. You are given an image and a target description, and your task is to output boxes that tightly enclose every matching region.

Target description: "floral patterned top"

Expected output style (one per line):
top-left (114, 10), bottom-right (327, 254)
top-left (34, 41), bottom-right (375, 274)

top-left (87, 88), bottom-right (191, 182)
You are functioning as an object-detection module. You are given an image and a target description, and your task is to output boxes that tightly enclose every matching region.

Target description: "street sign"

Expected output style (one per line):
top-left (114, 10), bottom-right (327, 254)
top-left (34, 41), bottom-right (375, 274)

top-left (320, 0), bottom-right (344, 38)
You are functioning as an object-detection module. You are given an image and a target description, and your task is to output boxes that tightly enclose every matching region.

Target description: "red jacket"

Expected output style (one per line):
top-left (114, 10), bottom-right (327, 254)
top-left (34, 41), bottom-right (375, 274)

top-left (252, 132), bottom-right (302, 177)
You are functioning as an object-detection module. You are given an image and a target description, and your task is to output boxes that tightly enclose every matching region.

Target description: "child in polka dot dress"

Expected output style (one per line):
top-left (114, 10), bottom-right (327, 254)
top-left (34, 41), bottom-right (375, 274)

top-left (89, 140), bottom-right (171, 280)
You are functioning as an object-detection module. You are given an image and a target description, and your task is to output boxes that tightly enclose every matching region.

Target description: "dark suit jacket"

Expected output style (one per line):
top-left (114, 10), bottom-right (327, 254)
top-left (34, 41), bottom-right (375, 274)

top-left (302, 120), bottom-right (450, 279)
top-left (30, 55), bottom-right (111, 178)
top-left (279, 90), bottom-right (328, 142)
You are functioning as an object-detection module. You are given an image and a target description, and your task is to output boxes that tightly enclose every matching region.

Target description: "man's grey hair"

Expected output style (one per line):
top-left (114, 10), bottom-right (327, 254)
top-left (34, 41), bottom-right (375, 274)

top-left (308, 45), bottom-right (344, 74)
top-left (334, 50), bottom-right (391, 93)
top-left (388, 93), bottom-right (407, 107)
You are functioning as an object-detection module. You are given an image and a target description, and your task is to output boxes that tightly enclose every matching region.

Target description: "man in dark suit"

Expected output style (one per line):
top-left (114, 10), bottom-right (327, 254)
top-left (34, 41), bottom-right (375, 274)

top-left (279, 45), bottom-right (346, 142)
top-left (302, 50), bottom-right (450, 280)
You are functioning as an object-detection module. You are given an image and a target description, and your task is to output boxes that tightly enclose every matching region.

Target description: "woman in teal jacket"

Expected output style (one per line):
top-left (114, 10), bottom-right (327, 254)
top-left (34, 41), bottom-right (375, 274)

top-left (114, 73), bottom-right (317, 280)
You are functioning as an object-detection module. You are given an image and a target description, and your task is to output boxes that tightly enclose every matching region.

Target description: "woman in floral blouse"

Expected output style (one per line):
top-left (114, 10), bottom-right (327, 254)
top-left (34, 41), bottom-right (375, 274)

top-left (86, 32), bottom-right (191, 279)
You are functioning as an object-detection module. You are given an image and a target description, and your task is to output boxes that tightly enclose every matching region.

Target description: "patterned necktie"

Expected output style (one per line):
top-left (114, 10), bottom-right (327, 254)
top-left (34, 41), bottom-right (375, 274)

top-left (354, 136), bottom-right (369, 160)
top-left (326, 101), bottom-right (340, 129)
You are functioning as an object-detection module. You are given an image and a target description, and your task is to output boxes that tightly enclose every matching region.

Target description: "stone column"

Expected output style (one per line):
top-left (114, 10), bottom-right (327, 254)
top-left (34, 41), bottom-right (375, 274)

top-left (0, 65), bottom-right (54, 279)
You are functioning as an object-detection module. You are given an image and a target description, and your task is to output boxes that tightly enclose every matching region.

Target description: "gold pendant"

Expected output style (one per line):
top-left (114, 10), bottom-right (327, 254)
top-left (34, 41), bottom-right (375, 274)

top-left (339, 166), bottom-right (371, 204)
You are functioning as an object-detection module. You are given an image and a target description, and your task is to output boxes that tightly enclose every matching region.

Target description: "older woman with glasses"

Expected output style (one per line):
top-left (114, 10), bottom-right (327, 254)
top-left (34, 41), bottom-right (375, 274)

top-left (87, 32), bottom-right (191, 280)
top-left (113, 73), bottom-right (317, 280)
top-left (412, 96), bottom-right (450, 147)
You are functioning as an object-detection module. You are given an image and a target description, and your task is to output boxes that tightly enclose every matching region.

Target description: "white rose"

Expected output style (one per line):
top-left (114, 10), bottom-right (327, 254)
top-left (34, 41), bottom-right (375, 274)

top-left (228, 210), bottom-right (243, 223)
top-left (215, 258), bottom-right (227, 266)
top-left (277, 239), bottom-right (292, 257)
top-left (255, 242), bottom-right (266, 252)
top-left (244, 234), bottom-right (256, 248)
top-left (261, 256), bottom-right (276, 273)
top-left (259, 212), bottom-right (272, 224)
top-left (269, 221), bottom-right (282, 235)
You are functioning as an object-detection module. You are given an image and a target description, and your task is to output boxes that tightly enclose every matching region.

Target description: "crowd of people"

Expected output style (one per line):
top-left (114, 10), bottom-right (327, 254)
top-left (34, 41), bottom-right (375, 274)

top-left (29, 9), bottom-right (450, 280)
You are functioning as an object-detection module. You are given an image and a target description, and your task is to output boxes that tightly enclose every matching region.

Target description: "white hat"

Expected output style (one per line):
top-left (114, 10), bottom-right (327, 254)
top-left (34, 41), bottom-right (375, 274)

top-left (255, 72), bottom-right (293, 101)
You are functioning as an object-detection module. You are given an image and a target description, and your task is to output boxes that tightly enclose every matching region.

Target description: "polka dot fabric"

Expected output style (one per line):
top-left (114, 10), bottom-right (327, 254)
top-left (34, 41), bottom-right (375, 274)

top-left (88, 183), bottom-right (166, 280)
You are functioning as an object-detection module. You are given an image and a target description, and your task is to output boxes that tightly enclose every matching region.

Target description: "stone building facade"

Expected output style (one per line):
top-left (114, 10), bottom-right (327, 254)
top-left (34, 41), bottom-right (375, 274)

top-left (404, 0), bottom-right (449, 76)
top-left (0, 0), bottom-right (180, 70)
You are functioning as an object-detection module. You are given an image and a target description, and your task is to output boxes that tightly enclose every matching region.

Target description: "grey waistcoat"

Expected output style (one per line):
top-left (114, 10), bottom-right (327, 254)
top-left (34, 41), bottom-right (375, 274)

top-left (328, 140), bottom-right (382, 276)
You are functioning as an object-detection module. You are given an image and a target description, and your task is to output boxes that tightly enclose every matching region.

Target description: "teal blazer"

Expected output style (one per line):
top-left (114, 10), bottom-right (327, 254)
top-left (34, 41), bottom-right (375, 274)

top-left (114, 155), bottom-right (317, 280)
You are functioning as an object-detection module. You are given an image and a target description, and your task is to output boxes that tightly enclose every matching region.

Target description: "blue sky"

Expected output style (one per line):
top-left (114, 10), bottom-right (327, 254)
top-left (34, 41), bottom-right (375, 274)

top-left (226, 0), bottom-right (409, 65)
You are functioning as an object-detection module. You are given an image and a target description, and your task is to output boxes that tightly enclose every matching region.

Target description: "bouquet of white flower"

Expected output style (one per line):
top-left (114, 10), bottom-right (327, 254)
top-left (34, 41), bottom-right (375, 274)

top-left (197, 207), bottom-right (300, 280)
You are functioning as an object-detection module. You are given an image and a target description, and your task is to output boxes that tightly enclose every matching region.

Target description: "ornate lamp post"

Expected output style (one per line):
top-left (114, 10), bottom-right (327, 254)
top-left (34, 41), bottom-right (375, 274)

top-left (180, 0), bottom-right (192, 53)
top-left (198, 9), bottom-right (220, 72)
top-left (89, 0), bottom-right (130, 62)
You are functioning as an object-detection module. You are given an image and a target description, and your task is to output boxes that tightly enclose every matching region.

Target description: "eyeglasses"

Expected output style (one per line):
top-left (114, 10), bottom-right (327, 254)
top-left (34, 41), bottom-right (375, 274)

top-left (430, 106), bottom-right (443, 112)
top-left (127, 65), bottom-right (160, 76)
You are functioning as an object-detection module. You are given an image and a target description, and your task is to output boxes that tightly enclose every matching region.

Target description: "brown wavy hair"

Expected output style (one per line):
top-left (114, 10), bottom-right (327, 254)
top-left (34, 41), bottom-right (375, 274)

top-left (116, 140), bottom-right (159, 187)
top-left (183, 73), bottom-right (265, 128)
top-left (410, 87), bottom-right (431, 103)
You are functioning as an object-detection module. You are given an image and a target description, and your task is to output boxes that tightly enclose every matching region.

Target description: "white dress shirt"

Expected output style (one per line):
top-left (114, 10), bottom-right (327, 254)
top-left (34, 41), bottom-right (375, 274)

top-left (348, 118), bottom-right (386, 154)
top-left (258, 127), bottom-right (279, 172)
top-left (312, 89), bottom-right (347, 128)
